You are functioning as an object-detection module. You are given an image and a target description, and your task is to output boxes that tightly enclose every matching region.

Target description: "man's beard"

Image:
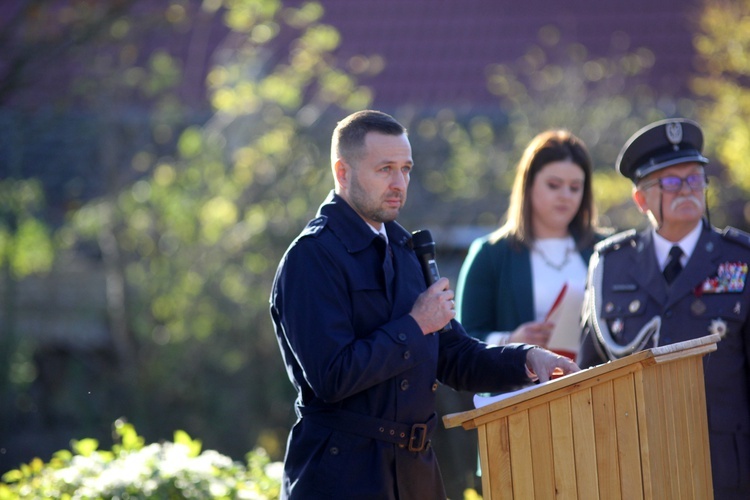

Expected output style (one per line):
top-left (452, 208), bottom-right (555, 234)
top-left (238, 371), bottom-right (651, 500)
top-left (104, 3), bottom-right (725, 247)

top-left (349, 176), bottom-right (403, 223)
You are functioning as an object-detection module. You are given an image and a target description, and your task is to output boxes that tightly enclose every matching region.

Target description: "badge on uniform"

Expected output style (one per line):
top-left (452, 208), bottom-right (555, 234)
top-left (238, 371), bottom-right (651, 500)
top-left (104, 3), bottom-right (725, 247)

top-left (695, 261), bottom-right (748, 295)
top-left (708, 318), bottom-right (728, 338)
top-left (610, 318), bottom-right (624, 335)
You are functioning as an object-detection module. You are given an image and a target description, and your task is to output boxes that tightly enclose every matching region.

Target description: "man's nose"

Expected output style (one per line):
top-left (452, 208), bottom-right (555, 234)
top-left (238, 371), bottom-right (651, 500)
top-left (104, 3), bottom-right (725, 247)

top-left (390, 170), bottom-right (407, 190)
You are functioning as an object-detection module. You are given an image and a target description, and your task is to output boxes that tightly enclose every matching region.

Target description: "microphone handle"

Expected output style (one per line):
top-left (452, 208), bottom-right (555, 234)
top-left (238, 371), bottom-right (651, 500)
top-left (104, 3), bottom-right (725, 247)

top-left (422, 257), bottom-right (452, 333)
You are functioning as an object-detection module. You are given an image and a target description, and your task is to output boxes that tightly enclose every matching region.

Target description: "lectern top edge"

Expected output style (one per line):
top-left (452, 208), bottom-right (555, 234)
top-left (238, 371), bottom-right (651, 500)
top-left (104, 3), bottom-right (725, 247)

top-left (442, 333), bottom-right (721, 430)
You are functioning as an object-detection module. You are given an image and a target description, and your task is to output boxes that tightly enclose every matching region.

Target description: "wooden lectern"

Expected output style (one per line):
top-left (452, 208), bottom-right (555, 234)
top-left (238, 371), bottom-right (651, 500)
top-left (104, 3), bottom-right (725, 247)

top-left (443, 334), bottom-right (720, 499)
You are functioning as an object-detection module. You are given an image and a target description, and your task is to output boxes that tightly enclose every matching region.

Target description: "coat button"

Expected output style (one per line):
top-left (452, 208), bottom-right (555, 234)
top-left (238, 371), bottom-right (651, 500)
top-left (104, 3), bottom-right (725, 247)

top-left (330, 447), bottom-right (339, 455)
top-left (403, 351), bottom-right (410, 360)
top-left (432, 382), bottom-right (439, 392)
top-left (398, 333), bottom-right (407, 341)
top-left (400, 379), bottom-right (409, 391)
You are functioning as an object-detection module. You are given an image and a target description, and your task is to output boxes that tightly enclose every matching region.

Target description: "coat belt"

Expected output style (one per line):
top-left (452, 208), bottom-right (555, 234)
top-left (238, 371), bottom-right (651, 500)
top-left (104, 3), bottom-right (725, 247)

top-left (300, 407), bottom-right (437, 452)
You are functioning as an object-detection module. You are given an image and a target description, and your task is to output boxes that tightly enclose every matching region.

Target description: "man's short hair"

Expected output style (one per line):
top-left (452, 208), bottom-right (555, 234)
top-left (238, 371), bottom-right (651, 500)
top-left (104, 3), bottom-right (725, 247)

top-left (331, 110), bottom-right (406, 165)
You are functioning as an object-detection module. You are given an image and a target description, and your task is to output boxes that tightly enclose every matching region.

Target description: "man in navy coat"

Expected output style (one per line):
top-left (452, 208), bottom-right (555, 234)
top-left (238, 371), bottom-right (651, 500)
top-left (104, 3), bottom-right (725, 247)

top-left (578, 118), bottom-right (750, 499)
top-left (270, 110), bottom-right (579, 499)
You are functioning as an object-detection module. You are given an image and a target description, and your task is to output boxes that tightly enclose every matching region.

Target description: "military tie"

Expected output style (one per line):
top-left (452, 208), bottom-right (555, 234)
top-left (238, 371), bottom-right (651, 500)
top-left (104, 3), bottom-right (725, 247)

top-left (663, 245), bottom-right (683, 285)
top-left (379, 235), bottom-right (395, 301)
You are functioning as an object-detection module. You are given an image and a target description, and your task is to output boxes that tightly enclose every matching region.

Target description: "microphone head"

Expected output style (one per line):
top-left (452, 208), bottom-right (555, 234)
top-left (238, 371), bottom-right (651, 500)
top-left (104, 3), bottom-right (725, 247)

top-left (412, 229), bottom-right (435, 256)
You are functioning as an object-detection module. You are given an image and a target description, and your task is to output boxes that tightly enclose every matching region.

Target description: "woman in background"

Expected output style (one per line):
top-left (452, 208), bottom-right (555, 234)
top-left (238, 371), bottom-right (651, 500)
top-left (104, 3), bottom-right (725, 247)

top-left (456, 129), bottom-right (603, 352)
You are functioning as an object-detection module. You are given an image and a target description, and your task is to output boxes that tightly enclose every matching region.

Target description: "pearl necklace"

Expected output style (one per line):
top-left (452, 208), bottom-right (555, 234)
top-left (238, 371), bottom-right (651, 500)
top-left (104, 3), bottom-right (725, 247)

top-left (533, 244), bottom-right (573, 271)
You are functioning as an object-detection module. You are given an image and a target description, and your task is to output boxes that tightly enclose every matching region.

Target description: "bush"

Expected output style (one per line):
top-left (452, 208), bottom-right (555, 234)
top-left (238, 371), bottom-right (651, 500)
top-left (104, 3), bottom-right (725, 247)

top-left (0, 420), bottom-right (281, 499)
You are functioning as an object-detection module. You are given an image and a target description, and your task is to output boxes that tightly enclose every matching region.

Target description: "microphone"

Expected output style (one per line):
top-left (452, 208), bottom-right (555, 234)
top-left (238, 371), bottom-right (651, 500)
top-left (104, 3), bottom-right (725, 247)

top-left (412, 229), bottom-right (452, 332)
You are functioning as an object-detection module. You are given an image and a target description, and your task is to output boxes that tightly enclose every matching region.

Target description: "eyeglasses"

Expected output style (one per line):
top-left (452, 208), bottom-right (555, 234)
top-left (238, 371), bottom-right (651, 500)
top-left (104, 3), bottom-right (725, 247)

top-left (639, 174), bottom-right (707, 193)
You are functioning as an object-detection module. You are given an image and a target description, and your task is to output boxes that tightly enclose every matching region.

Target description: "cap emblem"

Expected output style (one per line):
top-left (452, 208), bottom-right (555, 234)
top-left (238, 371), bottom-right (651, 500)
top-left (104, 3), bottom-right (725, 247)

top-left (666, 122), bottom-right (683, 150)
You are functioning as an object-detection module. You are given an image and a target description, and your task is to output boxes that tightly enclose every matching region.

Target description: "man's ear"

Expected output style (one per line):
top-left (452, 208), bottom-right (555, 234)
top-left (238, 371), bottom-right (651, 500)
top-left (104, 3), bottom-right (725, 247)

top-left (632, 187), bottom-right (649, 214)
top-left (334, 159), bottom-right (349, 189)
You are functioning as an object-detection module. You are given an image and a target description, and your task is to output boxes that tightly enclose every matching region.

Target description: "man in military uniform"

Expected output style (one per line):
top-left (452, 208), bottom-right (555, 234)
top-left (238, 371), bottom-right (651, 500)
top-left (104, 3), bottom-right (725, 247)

top-left (578, 118), bottom-right (750, 498)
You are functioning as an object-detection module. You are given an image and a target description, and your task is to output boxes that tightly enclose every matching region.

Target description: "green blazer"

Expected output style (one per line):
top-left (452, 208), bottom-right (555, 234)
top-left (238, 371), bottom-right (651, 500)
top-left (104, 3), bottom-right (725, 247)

top-left (456, 233), bottom-right (596, 342)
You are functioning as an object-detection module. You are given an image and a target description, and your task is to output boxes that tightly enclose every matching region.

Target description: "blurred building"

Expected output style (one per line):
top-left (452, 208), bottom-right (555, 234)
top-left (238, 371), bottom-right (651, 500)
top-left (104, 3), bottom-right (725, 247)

top-left (0, 0), bottom-right (706, 495)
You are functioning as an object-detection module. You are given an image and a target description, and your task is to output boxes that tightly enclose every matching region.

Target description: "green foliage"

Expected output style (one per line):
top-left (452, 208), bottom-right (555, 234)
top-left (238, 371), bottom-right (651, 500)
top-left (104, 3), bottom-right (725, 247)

top-left (404, 26), bottom-right (689, 231)
top-left (693, 0), bottom-right (750, 227)
top-left (56, 0), bottom-right (373, 461)
top-left (0, 179), bottom-right (54, 278)
top-left (0, 421), bottom-right (282, 500)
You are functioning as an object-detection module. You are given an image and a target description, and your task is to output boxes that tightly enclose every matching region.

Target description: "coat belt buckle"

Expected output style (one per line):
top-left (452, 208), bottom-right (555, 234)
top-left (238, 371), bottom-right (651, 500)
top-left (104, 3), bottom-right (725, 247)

top-left (408, 423), bottom-right (428, 452)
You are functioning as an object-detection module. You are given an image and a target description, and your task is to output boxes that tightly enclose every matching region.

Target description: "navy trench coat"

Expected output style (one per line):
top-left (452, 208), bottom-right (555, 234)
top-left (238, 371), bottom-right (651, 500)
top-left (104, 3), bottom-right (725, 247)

top-left (270, 192), bottom-right (534, 499)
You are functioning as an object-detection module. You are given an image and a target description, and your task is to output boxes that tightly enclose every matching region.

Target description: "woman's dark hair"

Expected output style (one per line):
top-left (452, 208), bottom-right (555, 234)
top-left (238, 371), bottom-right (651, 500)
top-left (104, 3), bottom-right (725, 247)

top-left (494, 129), bottom-right (597, 249)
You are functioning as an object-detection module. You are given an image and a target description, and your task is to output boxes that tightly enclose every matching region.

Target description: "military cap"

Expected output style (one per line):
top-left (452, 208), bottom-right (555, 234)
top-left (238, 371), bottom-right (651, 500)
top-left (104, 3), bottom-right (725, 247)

top-left (616, 118), bottom-right (709, 183)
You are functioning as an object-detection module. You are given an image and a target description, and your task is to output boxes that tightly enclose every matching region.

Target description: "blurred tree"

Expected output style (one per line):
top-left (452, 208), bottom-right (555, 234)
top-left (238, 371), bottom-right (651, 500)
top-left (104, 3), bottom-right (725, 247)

top-left (693, 0), bottom-right (750, 230)
top-left (0, 0), bottom-right (137, 470)
top-left (59, 0), bottom-right (373, 462)
top-left (0, 0), bottom-right (137, 106)
top-left (0, 179), bottom-right (54, 440)
top-left (402, 26), bottom-right (699, 232)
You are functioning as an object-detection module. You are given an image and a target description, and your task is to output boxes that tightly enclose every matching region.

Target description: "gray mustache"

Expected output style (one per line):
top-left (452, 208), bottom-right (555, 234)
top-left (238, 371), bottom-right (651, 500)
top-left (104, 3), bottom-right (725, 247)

top-left (670, 195), bottom-right (702, 211)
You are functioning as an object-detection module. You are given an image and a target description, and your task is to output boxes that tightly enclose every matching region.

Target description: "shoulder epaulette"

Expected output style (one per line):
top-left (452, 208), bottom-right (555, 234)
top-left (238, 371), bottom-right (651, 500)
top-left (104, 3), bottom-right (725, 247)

top-left (594, 229), bottom-right (637, 254)
top-left (721, 226), bottom-right (750, 249)
top-left (299, 215), bottom-right (328, 239)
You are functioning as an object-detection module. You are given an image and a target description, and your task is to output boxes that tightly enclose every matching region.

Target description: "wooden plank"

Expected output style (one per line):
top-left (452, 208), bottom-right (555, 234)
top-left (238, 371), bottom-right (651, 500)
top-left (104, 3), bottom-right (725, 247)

top-left (477, 425), bottom-right (493, 500)
top-left (484, 418), bottom-right (513, 500)
top-left (612, 373), bottom-right (643, 499)
top-left (640, 364), bottom-right (670, 499)
top-left (549, 396), bottom-right (578, 499)
top-left (658, 363), bottom-right (682, 496)
top-left (671, 360), bottom-right (694, 498)
top-left (648, 334), bottom-right (719, 360)
top-left (529, 404), bottom-right (554, 499)
top-left (571, 389), bottom-right (599, 499)
top-left (633, 367), bottom-right (655, 499)
top-left (508, 410), bottom-right (534, 499)
top-left (592, 380), bottom-right (621, 499)
top-left (688, 356), bottom-right (714, 499)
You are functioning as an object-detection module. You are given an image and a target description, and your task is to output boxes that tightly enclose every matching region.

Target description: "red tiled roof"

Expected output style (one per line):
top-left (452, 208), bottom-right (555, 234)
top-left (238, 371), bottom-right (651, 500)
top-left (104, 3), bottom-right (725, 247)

top-left (301, 0), bottom-right (702, 109)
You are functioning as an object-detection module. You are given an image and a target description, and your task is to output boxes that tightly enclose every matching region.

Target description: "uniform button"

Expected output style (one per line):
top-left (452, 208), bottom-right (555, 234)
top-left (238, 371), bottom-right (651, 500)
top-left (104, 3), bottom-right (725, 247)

top-left (400, 379), bottom-right (410, 391)
top-left (403, 351), bottom-right (410, 360)
top-left (398, 333), bottom-right (407, 341)
top-left (432, 382), bottom-right (439, 392)
top-left (330, 447), bottom-right (339, 455)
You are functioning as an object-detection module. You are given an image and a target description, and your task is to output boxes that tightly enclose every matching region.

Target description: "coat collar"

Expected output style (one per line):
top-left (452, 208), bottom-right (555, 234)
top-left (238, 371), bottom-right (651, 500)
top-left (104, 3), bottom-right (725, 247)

top-left (317, 191), bottom-right (412, 253)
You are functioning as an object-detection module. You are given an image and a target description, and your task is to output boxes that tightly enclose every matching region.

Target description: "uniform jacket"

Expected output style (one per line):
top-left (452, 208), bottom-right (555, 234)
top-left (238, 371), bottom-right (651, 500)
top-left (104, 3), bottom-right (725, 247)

top-left (270, 192), bottom-right (534, 500)
top-left (578, 221), bottom-right (750, 498)
top-left (457, 233), bottom-right (596, 341)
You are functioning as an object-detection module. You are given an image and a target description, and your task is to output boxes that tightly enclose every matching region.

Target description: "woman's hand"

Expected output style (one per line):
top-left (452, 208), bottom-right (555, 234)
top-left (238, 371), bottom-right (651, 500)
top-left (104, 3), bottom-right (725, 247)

top-left (509, 320), bottom-right (554, 347)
